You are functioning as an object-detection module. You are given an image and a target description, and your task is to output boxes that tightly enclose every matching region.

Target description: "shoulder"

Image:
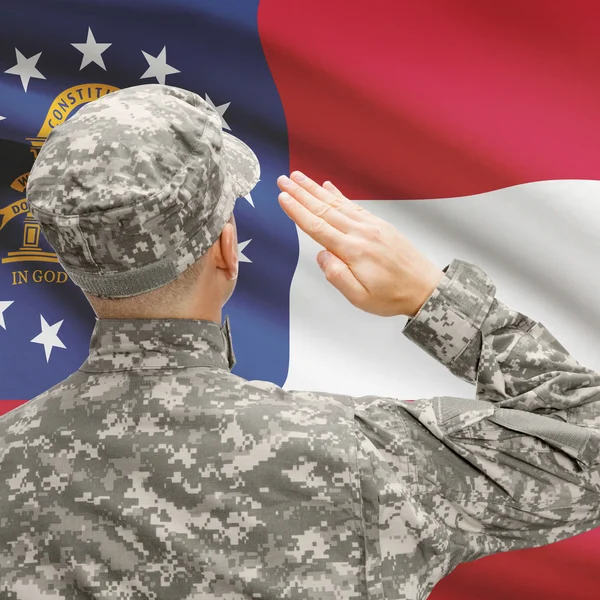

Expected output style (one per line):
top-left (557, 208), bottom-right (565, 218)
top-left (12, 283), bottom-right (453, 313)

top-left (222, 376), bottom-right (356, 425)
top-left (0, 370), bottom-right (87, 433)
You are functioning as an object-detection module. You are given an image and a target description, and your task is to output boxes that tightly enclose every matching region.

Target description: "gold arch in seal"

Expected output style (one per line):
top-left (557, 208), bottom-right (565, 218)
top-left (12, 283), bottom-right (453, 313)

top-left (1, 84), bottom-right (120, 265)
top-left (26, 83), bottom-right (120, 158)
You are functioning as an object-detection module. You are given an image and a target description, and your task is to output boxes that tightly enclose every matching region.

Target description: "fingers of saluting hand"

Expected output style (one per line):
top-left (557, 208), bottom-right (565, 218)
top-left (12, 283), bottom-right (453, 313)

top-left (276, 175), bottom-right (352, 255)
top-left (278, 190), bottom-right (346, 255)
top-left (283, 172), bottom-right (372, 224)
top-left (278, 172), bottom-right (357, 230)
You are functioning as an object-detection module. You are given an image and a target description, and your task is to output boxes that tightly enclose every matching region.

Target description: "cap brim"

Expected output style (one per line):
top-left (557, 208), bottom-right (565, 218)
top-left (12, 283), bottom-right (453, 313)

top-left (222, 131), bottom-right (260, 199)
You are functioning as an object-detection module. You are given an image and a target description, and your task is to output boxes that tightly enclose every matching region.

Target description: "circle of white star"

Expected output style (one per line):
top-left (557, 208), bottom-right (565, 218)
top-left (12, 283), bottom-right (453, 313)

top-left (31, 315), bottom-right (67, 362)
top-left (205, 94), bottom-right (231, 131)
top-left (5, 48), bottom-right (46, 92)
top-left (238, 239), bottom-right (253, 263)
top-left (242, 180), bottom-right (261, 208)
top-left (71, 27), bottom-right (112, 71)
top-left (0, 301), bottom-right (14, 330)
top-left (140, 46), bottom-right (180, 85)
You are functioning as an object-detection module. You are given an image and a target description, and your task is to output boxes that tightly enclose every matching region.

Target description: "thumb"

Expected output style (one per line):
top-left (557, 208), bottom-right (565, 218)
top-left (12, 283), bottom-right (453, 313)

top-left (316, 250), bottom-right (364, 304)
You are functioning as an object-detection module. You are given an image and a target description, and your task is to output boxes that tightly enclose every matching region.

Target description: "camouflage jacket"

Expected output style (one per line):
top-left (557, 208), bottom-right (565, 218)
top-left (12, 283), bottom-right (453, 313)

top-left (1, 259), bottom-right (600, 600)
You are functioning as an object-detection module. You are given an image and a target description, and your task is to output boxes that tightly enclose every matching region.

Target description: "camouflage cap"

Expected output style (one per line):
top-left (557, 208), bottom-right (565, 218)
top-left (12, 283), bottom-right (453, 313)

top-left (26, 84), bottom-right (260, 298)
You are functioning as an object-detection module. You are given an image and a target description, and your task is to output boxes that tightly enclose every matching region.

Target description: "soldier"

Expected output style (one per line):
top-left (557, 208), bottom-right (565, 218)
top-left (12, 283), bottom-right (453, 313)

top-left (1, 83), bottom-right (599, 599)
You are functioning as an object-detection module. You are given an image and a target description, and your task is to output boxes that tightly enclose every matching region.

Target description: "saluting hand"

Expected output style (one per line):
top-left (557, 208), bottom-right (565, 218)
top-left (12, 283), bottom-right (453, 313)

top-left (276, 172), bottom-right (444, 318)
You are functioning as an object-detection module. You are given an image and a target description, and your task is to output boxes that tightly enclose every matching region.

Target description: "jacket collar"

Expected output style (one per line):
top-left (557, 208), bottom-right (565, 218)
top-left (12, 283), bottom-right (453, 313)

top-left (80, 315), bottom-right (236, 373)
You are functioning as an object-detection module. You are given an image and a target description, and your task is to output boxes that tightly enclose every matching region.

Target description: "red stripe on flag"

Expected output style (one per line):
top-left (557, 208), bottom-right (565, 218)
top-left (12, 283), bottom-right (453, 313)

top-left (432, 529), bottom-right (600, 600)
top-left (0, 400), bottom-right (27, 416)
top-left (259, 0), bottom-right (600, 200)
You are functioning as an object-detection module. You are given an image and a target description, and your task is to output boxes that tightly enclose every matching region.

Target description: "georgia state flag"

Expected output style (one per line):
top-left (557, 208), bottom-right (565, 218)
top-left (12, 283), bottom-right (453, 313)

top-left (0, 2), bottom-right (599, 599)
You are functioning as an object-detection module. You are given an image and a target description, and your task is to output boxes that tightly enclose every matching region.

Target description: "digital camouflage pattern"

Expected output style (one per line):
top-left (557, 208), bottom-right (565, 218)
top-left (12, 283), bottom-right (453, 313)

top-left (25, 84), bottom-right (260, 299)
top-left (1, 258), bottom-right (600, 599)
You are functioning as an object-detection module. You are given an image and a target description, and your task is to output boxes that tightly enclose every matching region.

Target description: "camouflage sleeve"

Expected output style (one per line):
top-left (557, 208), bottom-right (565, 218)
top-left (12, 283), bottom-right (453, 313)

top-left (403, 258), bottom-right (600, 418)
top-left (383, 259), bottom-right (600, 563)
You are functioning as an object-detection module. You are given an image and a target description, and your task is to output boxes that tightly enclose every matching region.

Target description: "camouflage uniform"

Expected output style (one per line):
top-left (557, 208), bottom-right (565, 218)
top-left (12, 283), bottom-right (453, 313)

top-left (2, 85), bottom-right (599, 599)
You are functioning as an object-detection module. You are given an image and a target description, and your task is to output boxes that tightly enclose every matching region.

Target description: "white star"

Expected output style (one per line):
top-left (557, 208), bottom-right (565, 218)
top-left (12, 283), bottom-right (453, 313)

top-left (71, 27), bottom-right (112, 70)
top-left (205, 94), bottom-right (231, 130)
top-left (242, 179), bottom-right (260, 207)
top-left (0, 116), bottom-right (5, 122)
top-left (0, 301), bottom-right (14, 330)
top-left (31, 315), bottom-right (66, 362)
top-left (5, 48), bottom-right (46, 92)
top-left (238, 239), bottom-right (252, 263)
top-left (140, 46), bottom-right (180, 85)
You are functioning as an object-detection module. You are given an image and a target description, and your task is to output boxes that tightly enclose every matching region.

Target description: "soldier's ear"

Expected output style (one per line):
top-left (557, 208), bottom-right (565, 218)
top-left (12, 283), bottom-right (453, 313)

top-left (214, 220), bottom-right (238, 281)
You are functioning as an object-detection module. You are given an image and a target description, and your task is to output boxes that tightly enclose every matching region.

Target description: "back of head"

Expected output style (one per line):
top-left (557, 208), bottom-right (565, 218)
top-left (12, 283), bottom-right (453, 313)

top-left (84, 254), bottom-right (209, 320)
top-left (26, 84), bottom-right (259, 313)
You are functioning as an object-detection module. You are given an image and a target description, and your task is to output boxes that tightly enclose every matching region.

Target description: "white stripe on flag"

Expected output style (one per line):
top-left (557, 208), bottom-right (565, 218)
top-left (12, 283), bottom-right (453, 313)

top-left (284, 180), bottom-right (600, 399)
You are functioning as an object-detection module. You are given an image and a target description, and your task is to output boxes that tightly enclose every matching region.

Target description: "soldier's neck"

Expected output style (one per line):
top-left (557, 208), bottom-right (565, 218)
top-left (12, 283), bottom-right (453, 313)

top-left (89, 298), bottom-right (222, 325)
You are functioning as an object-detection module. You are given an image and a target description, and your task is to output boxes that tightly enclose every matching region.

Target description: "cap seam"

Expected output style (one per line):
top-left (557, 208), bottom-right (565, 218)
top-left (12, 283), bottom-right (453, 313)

top-left (75, 214), bottom-right (98, 268)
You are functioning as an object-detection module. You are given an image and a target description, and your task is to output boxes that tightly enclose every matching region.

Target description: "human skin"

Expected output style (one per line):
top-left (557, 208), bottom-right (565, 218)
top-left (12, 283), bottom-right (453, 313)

top-left (276, 172), bottom-right (444, 317)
